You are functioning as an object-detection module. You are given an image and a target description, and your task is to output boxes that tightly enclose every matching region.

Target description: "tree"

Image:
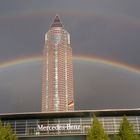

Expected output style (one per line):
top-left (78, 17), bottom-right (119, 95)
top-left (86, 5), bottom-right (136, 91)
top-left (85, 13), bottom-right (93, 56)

top-left (87, 115), bottom-right (109, 140)
top-left (115, 116), bottom-right (140, 140)
top-left (0, 121), bottom-right (18, 140)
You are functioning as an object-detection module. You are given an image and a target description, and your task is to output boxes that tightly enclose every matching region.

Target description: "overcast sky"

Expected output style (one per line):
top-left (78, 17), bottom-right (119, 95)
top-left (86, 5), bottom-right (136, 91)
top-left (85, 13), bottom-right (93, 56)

top-left (0, 0), bottom-right (140, 113)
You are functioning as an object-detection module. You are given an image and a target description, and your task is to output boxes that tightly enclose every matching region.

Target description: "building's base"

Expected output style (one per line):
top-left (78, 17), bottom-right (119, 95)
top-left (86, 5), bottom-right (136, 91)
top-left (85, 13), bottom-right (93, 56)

top-left (19, 135), bottom-right (86, 140)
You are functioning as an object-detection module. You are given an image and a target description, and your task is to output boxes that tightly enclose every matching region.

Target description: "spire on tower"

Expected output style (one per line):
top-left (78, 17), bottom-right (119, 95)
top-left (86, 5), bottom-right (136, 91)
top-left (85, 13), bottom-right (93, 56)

top-left (51, 14), bottom-right (63, 27)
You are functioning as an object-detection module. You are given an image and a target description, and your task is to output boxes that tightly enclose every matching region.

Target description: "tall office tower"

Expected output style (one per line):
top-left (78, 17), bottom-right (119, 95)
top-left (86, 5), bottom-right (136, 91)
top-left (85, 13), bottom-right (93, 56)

top-left (42, 15), bottom-right (74, 112)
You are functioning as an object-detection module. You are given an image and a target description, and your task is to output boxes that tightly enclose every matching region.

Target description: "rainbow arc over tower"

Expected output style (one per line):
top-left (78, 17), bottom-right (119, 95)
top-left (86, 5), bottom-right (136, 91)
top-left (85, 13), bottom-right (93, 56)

top-left (41, 15), bottom-right (74, 112)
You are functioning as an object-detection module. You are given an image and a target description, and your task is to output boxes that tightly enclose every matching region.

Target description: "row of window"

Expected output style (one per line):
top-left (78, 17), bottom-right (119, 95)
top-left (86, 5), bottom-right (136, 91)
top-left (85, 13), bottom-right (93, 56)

top-left (2, 116), bottom-right (140, 136)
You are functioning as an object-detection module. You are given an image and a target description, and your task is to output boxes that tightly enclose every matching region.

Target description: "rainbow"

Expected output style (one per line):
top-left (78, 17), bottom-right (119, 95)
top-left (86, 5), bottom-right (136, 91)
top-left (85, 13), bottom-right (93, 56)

top-left (1, 8), bottom-right (140, 27)
top-left (0, 55), bottom-right (140, 75)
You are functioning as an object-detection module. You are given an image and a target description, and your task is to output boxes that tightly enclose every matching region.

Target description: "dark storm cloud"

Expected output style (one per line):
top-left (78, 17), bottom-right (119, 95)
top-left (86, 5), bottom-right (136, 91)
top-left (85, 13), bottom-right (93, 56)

top-left (70, 16), bottom-right (140, 66)
top-left (1, 0), bottom-right (140, 19)
top-left (0, 0), bottom-right (140, 65)
top-left (0, 61), bottom-right (140, 113)
top-left (0, 62), bottom-right (42, 113)
top-left (0, 1), bottom-right (140, 113)
top-left (0, 14), bottom-right (140, 67)
top-left (74, 61), bottom-right (140, 110)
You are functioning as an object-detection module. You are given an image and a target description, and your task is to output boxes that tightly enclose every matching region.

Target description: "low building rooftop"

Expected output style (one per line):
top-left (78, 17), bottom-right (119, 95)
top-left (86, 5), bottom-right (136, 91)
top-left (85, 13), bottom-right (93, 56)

top-left (0, 108), bottom-right (140, 120)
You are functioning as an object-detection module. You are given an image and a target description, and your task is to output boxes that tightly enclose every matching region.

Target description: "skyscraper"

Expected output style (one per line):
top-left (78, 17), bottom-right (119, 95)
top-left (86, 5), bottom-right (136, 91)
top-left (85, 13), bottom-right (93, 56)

top-left (42, 15), bottom-right (74, 112)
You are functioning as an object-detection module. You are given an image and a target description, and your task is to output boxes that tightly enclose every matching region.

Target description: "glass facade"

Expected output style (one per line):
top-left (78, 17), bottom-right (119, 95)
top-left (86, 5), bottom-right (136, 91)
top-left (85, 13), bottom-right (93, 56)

top-left (2, 116), bottom-right (140, 137)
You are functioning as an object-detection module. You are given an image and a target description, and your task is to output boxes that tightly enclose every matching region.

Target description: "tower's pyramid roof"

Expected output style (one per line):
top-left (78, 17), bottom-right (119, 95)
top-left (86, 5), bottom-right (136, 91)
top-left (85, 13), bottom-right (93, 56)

top-left (51, 15), bottom-right (63, 27)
